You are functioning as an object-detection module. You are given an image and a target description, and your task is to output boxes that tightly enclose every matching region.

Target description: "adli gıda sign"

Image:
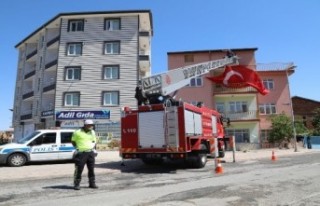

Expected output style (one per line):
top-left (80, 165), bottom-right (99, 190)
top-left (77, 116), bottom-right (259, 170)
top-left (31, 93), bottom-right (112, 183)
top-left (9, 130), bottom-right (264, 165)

top-left (55, 110), bottom-right (110, 120)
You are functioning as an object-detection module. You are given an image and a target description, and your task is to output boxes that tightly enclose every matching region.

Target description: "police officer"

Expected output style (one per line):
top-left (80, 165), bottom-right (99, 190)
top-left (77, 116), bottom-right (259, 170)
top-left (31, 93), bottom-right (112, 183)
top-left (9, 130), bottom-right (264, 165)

top-left (72, 119), bottom-right (98, 190)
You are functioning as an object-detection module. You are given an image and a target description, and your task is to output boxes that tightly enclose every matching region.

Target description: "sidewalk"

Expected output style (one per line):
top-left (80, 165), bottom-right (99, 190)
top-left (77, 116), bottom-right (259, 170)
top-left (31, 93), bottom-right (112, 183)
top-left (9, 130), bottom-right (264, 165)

top-left (223, 146), bottom-right (318, 163)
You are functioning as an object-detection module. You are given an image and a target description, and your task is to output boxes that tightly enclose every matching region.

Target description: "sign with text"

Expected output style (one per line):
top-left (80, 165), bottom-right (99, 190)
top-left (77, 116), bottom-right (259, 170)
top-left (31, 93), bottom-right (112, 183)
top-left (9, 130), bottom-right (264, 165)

top-left (55, 110), bottom-right (110, 120)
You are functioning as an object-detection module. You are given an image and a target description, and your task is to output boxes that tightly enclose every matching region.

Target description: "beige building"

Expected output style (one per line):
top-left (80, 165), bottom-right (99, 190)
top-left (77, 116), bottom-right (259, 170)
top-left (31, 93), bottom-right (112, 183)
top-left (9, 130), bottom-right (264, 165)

top-left (12, 10), bottom-right (152, 139)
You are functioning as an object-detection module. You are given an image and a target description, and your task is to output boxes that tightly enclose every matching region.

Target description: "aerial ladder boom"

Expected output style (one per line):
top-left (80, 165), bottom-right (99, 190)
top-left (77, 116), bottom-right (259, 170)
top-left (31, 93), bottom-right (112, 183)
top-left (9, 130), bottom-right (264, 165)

top-left (136, 54), bottom-right (239, 104)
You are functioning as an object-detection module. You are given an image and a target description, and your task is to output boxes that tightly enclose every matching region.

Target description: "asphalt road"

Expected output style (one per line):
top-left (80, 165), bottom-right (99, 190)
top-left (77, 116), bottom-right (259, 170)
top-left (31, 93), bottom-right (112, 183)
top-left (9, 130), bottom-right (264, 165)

top-left (0, 148), bottom-right (319, 206)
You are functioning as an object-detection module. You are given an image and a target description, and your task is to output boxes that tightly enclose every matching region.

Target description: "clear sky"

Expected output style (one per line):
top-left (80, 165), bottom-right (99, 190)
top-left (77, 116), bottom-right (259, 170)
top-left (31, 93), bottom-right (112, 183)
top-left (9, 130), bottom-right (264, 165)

top-left (1, 0), bottom-right (319, 130)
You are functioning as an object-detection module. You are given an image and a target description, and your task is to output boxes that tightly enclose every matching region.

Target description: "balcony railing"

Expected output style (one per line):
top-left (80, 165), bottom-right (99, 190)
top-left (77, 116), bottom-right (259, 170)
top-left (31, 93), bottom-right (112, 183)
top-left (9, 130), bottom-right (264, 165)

top-left (26, 49), bottom-right (37, 60)
top-left (24, 70), bottom-right (36, 79)
top-left (46, 35), bottom-right (60, 47)
top-left (139, 55), bottom-right (149, 61)
top-left (22, 91), bottom-right (34, 99)
top-left (21, 109), bottom-right (32, 116)
top-left (139, 31), bottom-right (150, 37)
top-left (213, 86), bottom-right (257, 94)
top-left (45, 59), bottom-right (58, 69)
top-left (43, 84), bottom-right (56, 93)
top-left (220, 110), bottom-right (259, 121)
top-left (21, 114), bottom-right (32, 120)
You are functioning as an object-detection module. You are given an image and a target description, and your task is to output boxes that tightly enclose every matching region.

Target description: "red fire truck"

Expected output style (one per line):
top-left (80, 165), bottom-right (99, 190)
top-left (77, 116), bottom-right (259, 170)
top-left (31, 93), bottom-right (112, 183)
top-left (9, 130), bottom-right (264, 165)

top-left (120, 54), bottom-right (238, 168)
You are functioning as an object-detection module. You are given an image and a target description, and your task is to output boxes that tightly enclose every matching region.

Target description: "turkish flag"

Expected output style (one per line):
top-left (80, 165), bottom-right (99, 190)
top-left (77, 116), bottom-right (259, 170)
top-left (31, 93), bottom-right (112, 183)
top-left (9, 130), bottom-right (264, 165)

top-left (207, 65), bottom-right (269, 95)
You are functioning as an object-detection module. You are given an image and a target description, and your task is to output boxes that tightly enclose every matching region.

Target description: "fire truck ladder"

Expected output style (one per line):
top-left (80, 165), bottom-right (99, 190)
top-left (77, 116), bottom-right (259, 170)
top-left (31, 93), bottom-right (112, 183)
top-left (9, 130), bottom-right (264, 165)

top-left (164, 104), bottom-right (179, 150)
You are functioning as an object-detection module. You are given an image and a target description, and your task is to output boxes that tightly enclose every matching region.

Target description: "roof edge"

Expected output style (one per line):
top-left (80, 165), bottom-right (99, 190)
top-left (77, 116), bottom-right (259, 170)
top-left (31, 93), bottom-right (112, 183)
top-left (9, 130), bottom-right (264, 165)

top-left (167, 47), bottom-right (258, 55)
top-left (15, 9), bottom-right (152, 48)
top-left (292, 96), bottom-right (320, 104)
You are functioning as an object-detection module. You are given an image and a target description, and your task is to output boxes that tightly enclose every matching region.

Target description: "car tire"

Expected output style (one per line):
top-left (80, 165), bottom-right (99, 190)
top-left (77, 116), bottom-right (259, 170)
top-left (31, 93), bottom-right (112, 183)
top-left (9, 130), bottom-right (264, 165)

top-left (8, 153), bottom-right (27, 167)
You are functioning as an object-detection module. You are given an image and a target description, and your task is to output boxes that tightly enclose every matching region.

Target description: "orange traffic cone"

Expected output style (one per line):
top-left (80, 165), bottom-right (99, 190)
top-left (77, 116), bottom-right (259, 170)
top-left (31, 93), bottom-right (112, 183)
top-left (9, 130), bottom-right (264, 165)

top-left (271, 150), bottom-right (277, 161)
top-left (215, 158), bottom-right (224, 174)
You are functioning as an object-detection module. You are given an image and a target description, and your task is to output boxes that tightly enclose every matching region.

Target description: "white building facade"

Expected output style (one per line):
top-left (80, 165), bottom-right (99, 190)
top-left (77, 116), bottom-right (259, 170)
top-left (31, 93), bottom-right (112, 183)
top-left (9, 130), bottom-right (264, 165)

top-left (12, 10), bottom-right (153, 140)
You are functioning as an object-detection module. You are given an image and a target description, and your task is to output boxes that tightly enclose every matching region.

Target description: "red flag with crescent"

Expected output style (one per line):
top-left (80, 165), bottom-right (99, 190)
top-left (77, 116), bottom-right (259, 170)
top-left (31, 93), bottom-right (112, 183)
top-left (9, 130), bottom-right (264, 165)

top-left (207, 65), bottom-right (269, 95)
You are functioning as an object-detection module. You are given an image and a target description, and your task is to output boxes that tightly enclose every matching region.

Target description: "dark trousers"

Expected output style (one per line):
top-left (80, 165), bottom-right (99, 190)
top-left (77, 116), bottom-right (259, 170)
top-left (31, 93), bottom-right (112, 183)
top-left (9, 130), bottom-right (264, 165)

top-left (74, 151), bottom-right (95, 181)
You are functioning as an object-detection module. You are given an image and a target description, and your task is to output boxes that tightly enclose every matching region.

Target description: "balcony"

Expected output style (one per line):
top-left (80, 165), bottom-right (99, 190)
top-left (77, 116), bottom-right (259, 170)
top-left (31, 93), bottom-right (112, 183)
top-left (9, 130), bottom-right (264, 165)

top-left (221, 110), bottom-right (259, 121)
top-left (213, 85), bottom-right (258, 95)
top-left (139, 50), bottom-right (150, 74)
top-left (24, 70), bottom-right (36, 80)
top-left (43, 84), bottom-right (56, 93)
top-left (45, 59), bottom-right (58, 70)
top-left (46, 35), bottom-right (60, 48)
top-left (26, 49), bottom-right (37, 61)
top-left (20, 109), bottom-right (32, 120)
top-left (22, 91), bottom-right (34, 100)
top-left (20, 114), bottom-right (32, 120)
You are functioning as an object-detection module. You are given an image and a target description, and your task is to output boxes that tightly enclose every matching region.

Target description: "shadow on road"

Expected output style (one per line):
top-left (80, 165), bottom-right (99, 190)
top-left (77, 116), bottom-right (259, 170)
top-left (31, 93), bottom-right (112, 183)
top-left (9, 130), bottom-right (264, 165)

top-left (95, 159), bottom-right (205, 174)
top-left (43, 185), bottom-right (74, 190)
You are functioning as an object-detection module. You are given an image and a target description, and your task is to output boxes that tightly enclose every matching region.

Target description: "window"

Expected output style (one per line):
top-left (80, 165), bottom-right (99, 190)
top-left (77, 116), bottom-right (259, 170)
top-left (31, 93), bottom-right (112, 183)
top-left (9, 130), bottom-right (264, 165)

top-left (184, 54), bottom-right (194, 62)
top-left (263, 79), bottom-right (274, 90)
top-left (259, 103), bottom-right (276, 114)
top-left (229, 101), bottom-right (248, 113)
top-left (103, 65), bottom-right (119, 79)
top-left (61, 132), bottom-right (73, 143)
top-left (105, 18), bottom-right (121, 30)
top-left (64, 92), bottom-right (80, 106)
top-left (188, 77), bottom-right (203, 87)
top-left (226, 129), bottom-right (250, 143)
top-left (68, 20), bottom-right (84, 32)
top-left (33, 133), bottom-right (56, 144)
top-left (65, 67), bottom-right (81, 80)
top-left (67, 43), bottom-right (82, 56)
top-left (216, 102), bottom-right (225, 114)
top-left (260, 130), bottom-right (271, 142)
top-left (104, 41), bottom-right (120, 54)
top-left (103, 91), bottom-right (119, 106)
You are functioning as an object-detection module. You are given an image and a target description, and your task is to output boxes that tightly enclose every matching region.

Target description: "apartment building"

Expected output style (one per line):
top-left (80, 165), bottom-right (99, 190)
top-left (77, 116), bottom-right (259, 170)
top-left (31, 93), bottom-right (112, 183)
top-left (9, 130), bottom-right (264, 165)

top-left (167, 48), bottom-right (295, 148)
top-left (12, 10), bottom-right (153, 139)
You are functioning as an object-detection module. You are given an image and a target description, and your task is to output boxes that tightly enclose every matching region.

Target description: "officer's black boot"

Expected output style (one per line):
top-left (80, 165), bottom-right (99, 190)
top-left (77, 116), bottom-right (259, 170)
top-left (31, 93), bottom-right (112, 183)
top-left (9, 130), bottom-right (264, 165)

top-left (74, 179), bottom-right (81, 190)
top-left (89, 177), bottom-right (98, 189)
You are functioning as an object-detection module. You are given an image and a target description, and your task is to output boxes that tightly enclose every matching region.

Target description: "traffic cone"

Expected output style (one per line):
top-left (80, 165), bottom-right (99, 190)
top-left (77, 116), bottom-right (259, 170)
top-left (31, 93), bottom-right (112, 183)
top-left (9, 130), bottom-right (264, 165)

top-left (215, 158), bottom-right (224, 174)
top-left (271, 150), bottom-right (277, 161)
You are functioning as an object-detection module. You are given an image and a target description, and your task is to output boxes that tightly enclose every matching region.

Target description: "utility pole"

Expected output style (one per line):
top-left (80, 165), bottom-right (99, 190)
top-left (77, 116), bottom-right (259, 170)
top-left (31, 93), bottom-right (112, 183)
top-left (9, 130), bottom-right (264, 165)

top-left (286, 68), bottom-right (298, 152)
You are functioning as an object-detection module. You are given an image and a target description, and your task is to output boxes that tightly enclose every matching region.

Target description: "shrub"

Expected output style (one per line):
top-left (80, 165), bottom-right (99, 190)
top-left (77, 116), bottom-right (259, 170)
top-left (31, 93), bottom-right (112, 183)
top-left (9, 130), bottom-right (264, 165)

top-left (107, 139), bottom-right (120, 149)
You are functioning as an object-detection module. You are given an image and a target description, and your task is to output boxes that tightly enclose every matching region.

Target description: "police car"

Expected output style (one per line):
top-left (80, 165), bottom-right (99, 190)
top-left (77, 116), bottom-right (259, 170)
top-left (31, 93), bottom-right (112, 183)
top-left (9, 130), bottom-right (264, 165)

top-left (0, 129), bottom-right (76, 167)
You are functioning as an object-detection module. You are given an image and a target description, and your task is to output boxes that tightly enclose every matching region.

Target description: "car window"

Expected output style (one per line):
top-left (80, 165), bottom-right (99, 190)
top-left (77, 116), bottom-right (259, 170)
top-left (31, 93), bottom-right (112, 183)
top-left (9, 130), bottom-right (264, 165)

top-left (61, 132), bottom-right (73, 143)
top-left (42, 133), bottom-right (57, 144)
top-left (17, 131), bottom-right (41, 144)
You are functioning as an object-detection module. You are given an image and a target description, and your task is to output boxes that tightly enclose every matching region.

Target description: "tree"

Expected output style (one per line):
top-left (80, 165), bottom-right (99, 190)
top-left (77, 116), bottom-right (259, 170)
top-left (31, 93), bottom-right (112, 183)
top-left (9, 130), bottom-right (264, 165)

top-left (294, 121), bottom-right (309, 135)
top-left (312, 108), bottom-right (320, 135)
top-left (268, 113), bottom-right (293, 145)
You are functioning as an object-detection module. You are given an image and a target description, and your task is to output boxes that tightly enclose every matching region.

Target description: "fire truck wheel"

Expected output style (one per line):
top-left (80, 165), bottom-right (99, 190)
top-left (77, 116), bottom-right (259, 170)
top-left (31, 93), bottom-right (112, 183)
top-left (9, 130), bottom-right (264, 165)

top-left (195, 153), bottom-right (207, 168)
top-left (193, 144), bottom-right (207, 168)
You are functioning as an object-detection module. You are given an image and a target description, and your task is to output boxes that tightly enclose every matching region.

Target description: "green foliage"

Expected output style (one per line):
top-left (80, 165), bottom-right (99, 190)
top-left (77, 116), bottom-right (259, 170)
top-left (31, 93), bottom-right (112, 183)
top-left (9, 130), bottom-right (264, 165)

top-left (294, 121), bottom-right (309, 135)
top-left (268, 113), bottom-right (293, 144)
top-left (312, 108), bottom-right (320, 135)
